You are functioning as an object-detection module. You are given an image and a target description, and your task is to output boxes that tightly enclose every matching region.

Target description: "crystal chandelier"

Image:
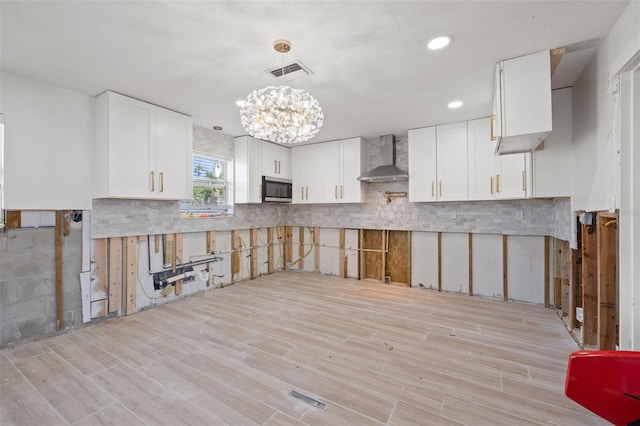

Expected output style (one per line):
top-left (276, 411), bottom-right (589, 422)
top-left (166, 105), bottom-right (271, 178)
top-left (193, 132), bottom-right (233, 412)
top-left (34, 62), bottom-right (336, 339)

top-left (239, 40), bottom-right (324, 144)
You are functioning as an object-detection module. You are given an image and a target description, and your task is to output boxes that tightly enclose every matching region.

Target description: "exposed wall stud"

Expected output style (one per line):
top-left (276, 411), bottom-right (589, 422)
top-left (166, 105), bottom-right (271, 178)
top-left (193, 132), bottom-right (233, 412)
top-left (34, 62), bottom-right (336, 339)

top-left (314, 227), bottom-right (320, 274)
top-left (108, 237), bottom-right (122, 313)
top-left (55, 211), bottom-right (64, 329)
top-left (250, 228), bottom-right (258, 278)
top-left (597, 213), bottom-right (617, 350)
top-left (502, 235), bottom-right (508, 301)
top-left (468, 233), bottom-right (473, 296)
top-left (582, 220), bottom-right (598, 346)
top-left (437, 232), bottom-right (442, 291)
top-left (267, 228), bottom-right (274, 274)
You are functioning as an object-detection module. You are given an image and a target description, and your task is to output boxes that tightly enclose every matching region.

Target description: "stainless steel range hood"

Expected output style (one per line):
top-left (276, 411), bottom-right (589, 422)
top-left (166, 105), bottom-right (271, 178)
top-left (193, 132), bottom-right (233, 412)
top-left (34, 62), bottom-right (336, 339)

top-left (357, 135), bottom-right (408, 183)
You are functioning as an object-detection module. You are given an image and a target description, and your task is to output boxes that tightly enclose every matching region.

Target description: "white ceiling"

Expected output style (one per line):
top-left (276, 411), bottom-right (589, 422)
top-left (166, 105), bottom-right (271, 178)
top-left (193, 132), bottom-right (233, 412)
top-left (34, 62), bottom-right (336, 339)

top-left (0, 1), bottom-right (629, 143)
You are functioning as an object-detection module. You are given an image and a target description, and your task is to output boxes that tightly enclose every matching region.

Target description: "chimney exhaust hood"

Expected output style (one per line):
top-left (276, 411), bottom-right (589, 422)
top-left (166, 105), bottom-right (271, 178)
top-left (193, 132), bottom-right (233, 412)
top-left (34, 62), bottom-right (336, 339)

top-left (357, 135), bottom-right (409, 183)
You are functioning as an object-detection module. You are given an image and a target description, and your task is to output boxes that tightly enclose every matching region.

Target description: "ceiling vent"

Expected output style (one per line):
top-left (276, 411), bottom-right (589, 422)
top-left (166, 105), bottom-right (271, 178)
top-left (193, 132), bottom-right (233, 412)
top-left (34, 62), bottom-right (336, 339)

top-left (266, 60), bottom-right (313, 82)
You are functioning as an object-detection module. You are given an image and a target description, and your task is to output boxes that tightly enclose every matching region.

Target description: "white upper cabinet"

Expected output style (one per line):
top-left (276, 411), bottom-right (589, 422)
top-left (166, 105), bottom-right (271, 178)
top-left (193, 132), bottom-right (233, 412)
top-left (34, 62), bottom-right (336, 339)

top-left (291, 143), bottom-right (322, 204)
top-left (234, 135), bottom-right (263, 204)
top-left (468, 118), bottom-right (497, 200)
top-left (494, 50), bottom-right (553, 155)
top-left (533, 87), bottom-right (573, 197)
top-left (262, 141), bottom-right (291, 179)
top-left (436, 122), bottom-right (468, 201)
top-left (408, 127), bottom-right (437, 202)
top-left (95, 91), bottom-right (192, 200)
top-left (321, 137), bottom-right (365, 203)
top-left (408, 123), bottom-right (467, 202)
top-left (468, 117), bottom-right (531, 200)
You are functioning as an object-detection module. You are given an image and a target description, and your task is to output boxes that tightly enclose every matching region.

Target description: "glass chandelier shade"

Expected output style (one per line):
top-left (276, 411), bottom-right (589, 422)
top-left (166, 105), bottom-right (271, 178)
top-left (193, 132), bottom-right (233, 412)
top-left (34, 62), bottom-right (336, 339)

top-left (239, 85), bottom-right (324, 144)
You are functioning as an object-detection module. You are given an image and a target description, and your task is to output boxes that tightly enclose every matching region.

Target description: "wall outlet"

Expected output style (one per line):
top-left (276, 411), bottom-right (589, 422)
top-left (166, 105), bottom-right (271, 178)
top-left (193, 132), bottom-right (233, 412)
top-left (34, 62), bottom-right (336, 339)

top-left (515, 210), bottom-right (524, 220)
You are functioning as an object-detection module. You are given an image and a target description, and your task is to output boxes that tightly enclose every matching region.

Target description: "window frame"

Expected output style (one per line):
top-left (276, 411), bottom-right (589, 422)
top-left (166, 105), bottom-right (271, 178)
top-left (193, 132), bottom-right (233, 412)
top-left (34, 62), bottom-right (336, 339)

top-left (180, 151), bottom-right (234, 218)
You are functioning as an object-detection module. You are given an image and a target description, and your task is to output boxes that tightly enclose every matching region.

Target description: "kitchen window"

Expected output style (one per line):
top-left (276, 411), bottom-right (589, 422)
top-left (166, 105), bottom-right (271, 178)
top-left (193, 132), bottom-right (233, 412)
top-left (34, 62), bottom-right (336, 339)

top-left (180, 152), bottom-right (233, 218)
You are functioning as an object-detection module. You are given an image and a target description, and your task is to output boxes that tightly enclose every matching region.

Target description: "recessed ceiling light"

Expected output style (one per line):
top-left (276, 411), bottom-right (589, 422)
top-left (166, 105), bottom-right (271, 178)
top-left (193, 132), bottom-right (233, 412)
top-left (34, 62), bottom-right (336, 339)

top-left (448, 100), bottom-right (463, 109)
top-left (427, 35), bottom-right (453, 50)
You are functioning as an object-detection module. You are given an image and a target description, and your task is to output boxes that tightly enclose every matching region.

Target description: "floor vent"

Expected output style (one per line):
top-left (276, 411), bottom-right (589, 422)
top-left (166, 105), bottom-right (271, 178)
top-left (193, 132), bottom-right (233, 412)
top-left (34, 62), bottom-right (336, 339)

top-left (266, 60), bottom-right (313, 82)
top-left (289, 390), bottom-right (326, 409)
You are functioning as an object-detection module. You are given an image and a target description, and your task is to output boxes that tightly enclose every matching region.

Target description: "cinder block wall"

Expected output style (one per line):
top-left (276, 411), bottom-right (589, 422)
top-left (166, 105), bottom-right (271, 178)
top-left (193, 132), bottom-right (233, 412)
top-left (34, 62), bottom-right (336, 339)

top-left (0, 227), bottom-right (83, 347)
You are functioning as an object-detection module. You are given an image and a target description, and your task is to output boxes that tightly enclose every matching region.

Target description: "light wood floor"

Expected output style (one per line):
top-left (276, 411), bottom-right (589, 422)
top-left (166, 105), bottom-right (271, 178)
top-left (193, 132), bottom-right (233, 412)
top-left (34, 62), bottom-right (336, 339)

top-left (1, 272), bottom-right (604, 425)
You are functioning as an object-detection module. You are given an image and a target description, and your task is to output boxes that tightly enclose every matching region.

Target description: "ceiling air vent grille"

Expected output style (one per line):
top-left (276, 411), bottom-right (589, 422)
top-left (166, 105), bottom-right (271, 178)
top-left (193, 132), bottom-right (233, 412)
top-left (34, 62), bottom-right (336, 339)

top-left (266, 60), bottom-right (313, 82)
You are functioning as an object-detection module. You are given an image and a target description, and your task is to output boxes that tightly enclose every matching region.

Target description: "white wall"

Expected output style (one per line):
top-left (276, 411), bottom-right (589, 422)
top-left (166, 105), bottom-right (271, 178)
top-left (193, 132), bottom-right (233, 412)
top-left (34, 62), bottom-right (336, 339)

top-left (0, 71), bottom-right (94, 210)
top-left (571, 1), bottom-right (640, 349)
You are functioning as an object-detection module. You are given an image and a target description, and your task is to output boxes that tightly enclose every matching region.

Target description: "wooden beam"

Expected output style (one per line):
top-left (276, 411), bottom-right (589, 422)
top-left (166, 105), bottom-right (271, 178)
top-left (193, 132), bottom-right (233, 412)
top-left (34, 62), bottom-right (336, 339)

top-left (550, 47), bottom-right (566, 77)
top-left (124, 236), bottom-right (137, 315)
top-left (108, 237), bottom-right (122, 313)
top-left (285, 226), bottom-right (293, 267)
top-left (314, 227), bottom-right (320, 274)
top-left (267, 228), bottom-right (274, 274)
top-left (381, 230), bottom-right (387, 283)
top-left (561, 240), bottom-right (571, 318)
top-left (339, 229), bottom-right (346, 278)
top-left (582, 221), bottom-right (598, 346)
top-left (571, 247), bottom-right (582, 329)
top-left (174, 233), bottom-right (183, 295)
top-left (597, 214), bottom-right (617, 350)
top-left (55, 211), bottom-right (64, 330)
top-left (437, 232), bottom-right (442, 292)
top-left (250, 228), bottom-right (258, 279)
top-left (205, 231), bottom-right (216, 286)
top-left (298, 227), bottom-right (305, 271)
top-left (554, 238), bottom-right (562, 309)
top-left (468, 233), bottom-right (473, 296)
top-left (544, 236), bottom-right (550, 307)
top-left (231, 230), bottom-right (240, 281)
top-left (502, 235), bottom-right (508, 301)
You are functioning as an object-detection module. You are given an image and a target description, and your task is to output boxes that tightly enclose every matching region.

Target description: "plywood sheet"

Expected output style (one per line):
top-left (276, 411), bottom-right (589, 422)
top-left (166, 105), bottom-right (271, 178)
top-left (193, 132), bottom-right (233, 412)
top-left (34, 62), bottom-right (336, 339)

top-left (441, 233), bottom-right (469, 293)
top-left (472, 234), bottom-right (503, 298)
top-left (362, 229), bottom-right (383, 281)
top-left (386, 231), bottom-right (410, 285)
top-left (507, 235), bottom-right (545, 304)
top-left (410, 232), bottom-right (438, 289)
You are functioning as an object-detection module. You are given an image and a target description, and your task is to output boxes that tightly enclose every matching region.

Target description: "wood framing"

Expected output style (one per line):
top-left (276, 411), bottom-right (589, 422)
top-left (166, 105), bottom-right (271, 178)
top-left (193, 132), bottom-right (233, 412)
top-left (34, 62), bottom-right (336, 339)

top-left (314, 227), bottom-right (320, 274)
top-left (5, 210), bottom-right (21, 229)
top-left (381, 230), bottom-right (387, 282)
top-left (597, 213), bottom-right (617, 350)
top-left (581, 221), bottom-right (598, 346)
top-left (468, 233), bottom-right (473, 296)
top-left (174, 233), bottom-right (183, 295)
top-left (108, 237), bottom-right (122, 313)
top-left (124, 236), bottom-right (137, 316)
top-left (298, 227), bottom-right (305, 271)
top-left (544, 236), bottom-right (550, 307)
top-left (437, 232), bottom-right (442, 291)
top-left (250, 228), bottom-right (258, 279)
top-left (502, 235), bottom-right (508, 301)
top-left (571, 247), bottom-right (582, 329)
top-left (206, 231), bottom-right (216, 286)
top-left (231, 230), bottom-right (240, 280)
top-left (386, 231), bottom-right (410, 285)
top-left (267, 228), bottom-right (274, 274)
top-left (553, 238), bottom-right (562, 309)
top-left (55, 211), bottom-right (64, 329)
top-left (340, 228), bottom-right (347, 278)
top-left (561, 240), bottom-right (571, 318)
top-left (285, 226), bottom-right (293, 266)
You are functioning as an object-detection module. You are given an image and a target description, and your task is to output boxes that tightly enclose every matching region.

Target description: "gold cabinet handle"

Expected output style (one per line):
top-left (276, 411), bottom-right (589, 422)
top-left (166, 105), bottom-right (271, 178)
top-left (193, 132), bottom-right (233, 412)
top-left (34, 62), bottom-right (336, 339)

top-left (274, 160), bottom-right (278, 174)
top-left (278, 160), bottom-right (281, 174)
top-left (522, 170), bottom-right (526, 192)
top-left (439, 180), bottom-right (442, 197)
top-left (490, 115), bottom-right (497, 141)
top-left (496, 174), bottom-right (500, 193)
top-left (335, 185), bottom-right (338, 199)
top-left (490, 176), bottom-right (494, 195)
top-left (306, 187), bottom-right (309, 200)
top-left (340, 185), bottom-right (344, 199)
top-left (160, 172), bottom-right (164, 192)
top-left (431, 180), bottom-right (435, 197)
top-left (301, 187), bottom-right (304, 200)
top-left (150, 171), bottom-right (155, 192)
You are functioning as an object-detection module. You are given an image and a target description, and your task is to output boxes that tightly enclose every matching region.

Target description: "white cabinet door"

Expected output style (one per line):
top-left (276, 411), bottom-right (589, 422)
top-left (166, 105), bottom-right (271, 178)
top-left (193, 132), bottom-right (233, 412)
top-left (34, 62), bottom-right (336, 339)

top-left (408, 127), bottom-right (437, 202)
top-left (291, 144), bottom-right (321, 204)
top-left (436, 122), bottom-right (468, 201)
top-left (234, 136), bottom-right (262, 203)
top-left (321, 141), bottom-right (341, 203)
top-left (96, 91), bottom-right (193, 200)
top-left (496, 153), bottom-right (530, 199)
top-left (340, 138), bottom-right (364, 203)
top-left (467, 118), bottom-right (496, 200)
top-left (262, 141), bottom-right (290, 179)
top-left (155, 107), bottom-right (193, 200)
top-left (107, 94), bottom-right (154, 198)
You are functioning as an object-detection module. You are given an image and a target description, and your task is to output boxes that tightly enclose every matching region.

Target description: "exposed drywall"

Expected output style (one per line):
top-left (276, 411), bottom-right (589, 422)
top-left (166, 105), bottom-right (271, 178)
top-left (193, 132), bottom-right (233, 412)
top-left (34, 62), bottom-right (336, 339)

top-left (507, 236), bottom-right (545, 304)
top-left (440, 233), bottom-right (469, 293)
top-left (0, 72), bottom-right (94, 210)
top-left (410, 231), bottom-right (438, 289)
top-left (472, 234), bottom-right (504, 298)
top-left (0, 227), bottom-right (83, 348)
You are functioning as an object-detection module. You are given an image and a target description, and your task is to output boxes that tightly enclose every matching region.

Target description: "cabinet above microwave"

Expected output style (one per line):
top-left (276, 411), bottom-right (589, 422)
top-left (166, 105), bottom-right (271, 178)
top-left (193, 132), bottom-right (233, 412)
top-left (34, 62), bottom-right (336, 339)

top-left (493, 50), bottom-right (553, 155)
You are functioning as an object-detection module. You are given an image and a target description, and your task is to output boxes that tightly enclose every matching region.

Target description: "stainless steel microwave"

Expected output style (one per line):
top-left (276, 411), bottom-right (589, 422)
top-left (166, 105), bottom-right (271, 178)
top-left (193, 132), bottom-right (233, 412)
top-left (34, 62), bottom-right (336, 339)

top-left (262, 176), bottom-right (292, 203)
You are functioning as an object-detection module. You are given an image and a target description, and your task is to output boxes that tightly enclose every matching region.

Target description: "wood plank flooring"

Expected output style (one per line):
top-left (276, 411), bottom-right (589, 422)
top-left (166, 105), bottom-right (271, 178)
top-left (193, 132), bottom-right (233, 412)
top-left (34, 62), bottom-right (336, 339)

top-left (1, 272), bottom-right (604, 425)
